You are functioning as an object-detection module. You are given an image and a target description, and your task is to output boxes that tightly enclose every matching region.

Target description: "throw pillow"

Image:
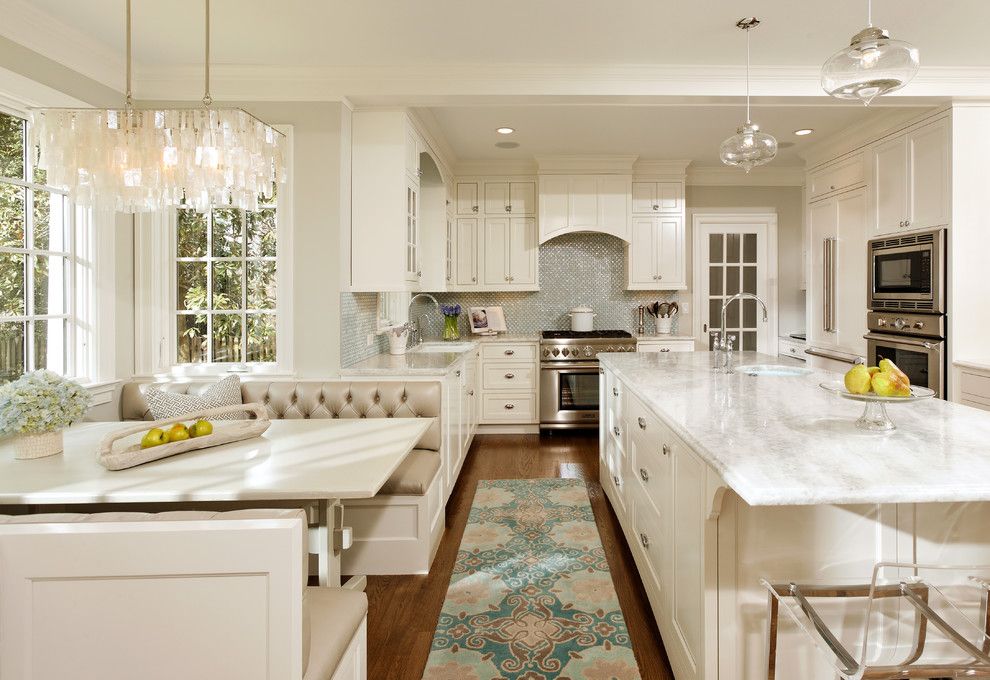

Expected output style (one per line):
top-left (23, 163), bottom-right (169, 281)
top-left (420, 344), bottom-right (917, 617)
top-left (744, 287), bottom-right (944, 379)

top-left (144, 375), bottom-right (245, 421)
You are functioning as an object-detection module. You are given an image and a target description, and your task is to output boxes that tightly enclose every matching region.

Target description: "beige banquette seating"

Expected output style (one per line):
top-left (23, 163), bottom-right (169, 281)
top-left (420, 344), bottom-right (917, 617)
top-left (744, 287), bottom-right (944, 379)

top-left (0, 509), bottom-right (366, 680)
top-left (120, 380), bottom-right (446, 574)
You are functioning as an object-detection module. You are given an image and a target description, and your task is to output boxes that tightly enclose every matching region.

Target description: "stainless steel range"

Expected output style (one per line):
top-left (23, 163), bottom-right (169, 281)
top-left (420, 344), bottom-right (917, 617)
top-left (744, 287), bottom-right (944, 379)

top-left (539, 330), bottom-right (637, 430)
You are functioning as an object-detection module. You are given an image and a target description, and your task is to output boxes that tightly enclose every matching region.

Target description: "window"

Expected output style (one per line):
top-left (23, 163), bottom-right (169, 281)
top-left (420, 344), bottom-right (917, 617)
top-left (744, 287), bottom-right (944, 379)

top-left (0, 110), bottom-right (73, 382)
top-left (174, 203), bottom-right (277, 365)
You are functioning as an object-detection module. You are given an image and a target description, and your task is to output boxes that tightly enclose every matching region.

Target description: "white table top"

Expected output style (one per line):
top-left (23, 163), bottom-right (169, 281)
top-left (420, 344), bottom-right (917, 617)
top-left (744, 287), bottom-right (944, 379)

top-left (0, 419), bottom-right (433, 505)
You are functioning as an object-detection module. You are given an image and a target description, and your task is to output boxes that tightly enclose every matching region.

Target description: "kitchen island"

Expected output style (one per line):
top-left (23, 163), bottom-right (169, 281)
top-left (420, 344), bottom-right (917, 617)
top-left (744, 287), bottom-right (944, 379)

top-left (598, 351), bottom-right (990, 680)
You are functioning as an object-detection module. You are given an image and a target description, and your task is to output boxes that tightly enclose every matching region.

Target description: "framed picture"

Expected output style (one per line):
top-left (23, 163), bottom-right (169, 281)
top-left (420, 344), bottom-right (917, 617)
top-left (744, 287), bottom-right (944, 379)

top-left (470, 306), bottom-right (507, 334)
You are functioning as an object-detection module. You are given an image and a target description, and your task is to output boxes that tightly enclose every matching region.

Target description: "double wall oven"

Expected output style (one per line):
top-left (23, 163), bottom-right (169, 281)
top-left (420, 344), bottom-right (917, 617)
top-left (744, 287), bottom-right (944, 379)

top-left (866, 229), bottom-right (946, 397)
top-left (539, 331), bottom-right (636, 430)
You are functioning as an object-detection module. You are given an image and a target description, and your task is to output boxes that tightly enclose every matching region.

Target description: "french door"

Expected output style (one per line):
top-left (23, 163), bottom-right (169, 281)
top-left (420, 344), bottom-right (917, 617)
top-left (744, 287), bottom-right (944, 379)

top-left (693, 213), bottom-right (777, 354)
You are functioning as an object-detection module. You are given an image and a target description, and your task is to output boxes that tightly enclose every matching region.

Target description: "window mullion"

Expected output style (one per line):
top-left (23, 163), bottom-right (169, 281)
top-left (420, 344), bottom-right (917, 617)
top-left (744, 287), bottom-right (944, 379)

top-left (206, 209), bottom-right (214, 363)
top-left (241, 210), bottom-right (247, 361)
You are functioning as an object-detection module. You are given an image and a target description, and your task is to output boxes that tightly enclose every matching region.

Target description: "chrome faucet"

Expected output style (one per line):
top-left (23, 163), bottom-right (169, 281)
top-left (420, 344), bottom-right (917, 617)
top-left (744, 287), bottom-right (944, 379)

top-left (407, 293), bottom-right (440, 347)
top-left (714, 293), bottom-right (768, 373)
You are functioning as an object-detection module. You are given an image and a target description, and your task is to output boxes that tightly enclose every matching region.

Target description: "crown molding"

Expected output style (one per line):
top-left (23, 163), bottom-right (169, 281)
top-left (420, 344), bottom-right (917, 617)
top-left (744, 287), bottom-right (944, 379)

top-left (632, 160), bottom-right (691, 177)
top-left (686, 165), bottom-right (804, 187)
top-left (453, 159), bottom-right (538, 177)
top-left (535, 154), bottom-right (639, 174)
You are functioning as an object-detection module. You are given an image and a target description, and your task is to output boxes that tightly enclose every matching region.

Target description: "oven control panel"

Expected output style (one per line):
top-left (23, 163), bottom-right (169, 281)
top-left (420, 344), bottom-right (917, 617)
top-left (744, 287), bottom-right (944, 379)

top-left (541, 343), bottom-right (637, 361)
top-left (867, 311), bottom-right (944, 340)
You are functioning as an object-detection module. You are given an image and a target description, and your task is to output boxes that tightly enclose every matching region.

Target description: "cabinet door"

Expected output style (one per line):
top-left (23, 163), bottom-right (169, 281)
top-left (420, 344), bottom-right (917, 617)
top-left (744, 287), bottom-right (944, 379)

top-left (656, 216), bottom-right (685, 288)
top-left (870, 136), bottom-right (907, 234)
top-left (456, 182), bottom-right (480, 215)
top-left (907, 119), bottom-right (950, 230)
top-left (483, 217), bottom-right (510, 285)
top-left (509, 182), bottom-right (536, 215)
top-left (445, 216), bottom-right (454, 285)
top-left (808, 198), bottom-right (838, 348)
top-left (507, 217), bottom-right (537, 285)
top-left (568, 176), bottom-right (600, 227)
top-left (484, 182), bottom-right (509, 214)
top-left (628, 217), bottom-right (657, 286)
top-left (657, 182), bottom-right (682, 213)
top-left (539, 176), bottom-right (570, 235)
top-left (671, 444), bottom-right (706, 678)
top-left (405, 180), bottom-right (420, 283)
top-left (455, 218), bottom-right (478, 286)
top-left (405, 126), bottom-right (420, 179)
top-left (834, 189), bottom-right (868, 356)
top-left (632, 182), bottom-right (658, 213)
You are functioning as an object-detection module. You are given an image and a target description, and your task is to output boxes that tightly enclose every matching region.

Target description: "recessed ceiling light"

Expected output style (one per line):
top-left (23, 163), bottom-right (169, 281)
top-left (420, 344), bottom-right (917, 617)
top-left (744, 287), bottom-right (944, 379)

top-left (496, 127), bottom-right (515, 135)
top-left (794, 128), bottom-right (814, 136)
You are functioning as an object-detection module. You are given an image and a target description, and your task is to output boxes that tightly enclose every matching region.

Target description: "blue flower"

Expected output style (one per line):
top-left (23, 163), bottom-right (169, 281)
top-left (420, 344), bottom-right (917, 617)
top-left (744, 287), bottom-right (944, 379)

top-left (440, 303), bottom-right (462, 318)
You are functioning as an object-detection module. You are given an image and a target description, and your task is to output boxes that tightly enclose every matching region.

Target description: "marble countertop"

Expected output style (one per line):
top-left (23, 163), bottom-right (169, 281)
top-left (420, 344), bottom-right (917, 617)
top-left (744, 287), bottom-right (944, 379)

top-left (635, 335), bottom-right (695, 342)
top-left (340, 343), bottom-right (476, 376)
top-left (471, 333), bottom-right (540, 342)
top-left (599, 351), bottom-right (990, 507)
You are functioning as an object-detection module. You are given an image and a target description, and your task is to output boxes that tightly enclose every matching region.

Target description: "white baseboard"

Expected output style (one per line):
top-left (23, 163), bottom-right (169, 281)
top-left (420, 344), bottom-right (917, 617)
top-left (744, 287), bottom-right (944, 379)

top-left (476, 424), bottom-right (540, 435)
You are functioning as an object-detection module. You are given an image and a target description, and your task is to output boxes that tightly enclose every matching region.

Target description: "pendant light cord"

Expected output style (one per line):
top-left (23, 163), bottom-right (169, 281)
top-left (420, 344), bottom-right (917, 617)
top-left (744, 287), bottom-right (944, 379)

top-left (745, 24), bottom-right (751, 124)
top-left (203, 0), bottom-right (213, 106)
top-left (124, 0), bottom-right (132, 109)
top-left (867, 0), bottom-right (873, 27)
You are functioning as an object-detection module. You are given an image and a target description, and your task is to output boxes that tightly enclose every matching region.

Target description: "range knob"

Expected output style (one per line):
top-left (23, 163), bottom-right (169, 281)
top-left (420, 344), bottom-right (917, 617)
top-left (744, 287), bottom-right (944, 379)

top-left (584, 346), bottom-right (593, 357)
top-left (877, 318), bottom-right (887, 327)
top-left (913, 321), bottom-right (925, 330)
top-left (893, 317), bottom-right (908, 330)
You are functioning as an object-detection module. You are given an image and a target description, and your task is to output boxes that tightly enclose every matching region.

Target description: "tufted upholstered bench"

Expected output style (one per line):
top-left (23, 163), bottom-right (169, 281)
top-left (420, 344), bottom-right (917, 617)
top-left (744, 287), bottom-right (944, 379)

top-left (0, 509), bottom-right (367, 679)
top-left (118, 380), bottom-right (447, 575)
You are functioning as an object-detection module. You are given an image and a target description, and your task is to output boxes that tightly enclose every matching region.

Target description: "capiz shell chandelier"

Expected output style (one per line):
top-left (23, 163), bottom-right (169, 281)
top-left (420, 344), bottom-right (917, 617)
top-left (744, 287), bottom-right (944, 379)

top-left (719, 18), bottom-right (777, 173)
top-left (30, 0), bottom-right (285, 213)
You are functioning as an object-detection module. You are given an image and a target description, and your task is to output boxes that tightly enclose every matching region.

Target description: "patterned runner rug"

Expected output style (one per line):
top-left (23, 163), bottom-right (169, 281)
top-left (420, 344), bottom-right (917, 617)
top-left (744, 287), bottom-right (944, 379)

top-left (422, 478), bottom-right (641, 680)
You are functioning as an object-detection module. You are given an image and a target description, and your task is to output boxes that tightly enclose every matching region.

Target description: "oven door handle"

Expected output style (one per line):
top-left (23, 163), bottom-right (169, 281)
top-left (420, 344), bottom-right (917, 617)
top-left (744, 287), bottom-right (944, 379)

top-left (540, 362), bottom-right (601, 370)
top-left (864, 333), bottom-right (941, 350)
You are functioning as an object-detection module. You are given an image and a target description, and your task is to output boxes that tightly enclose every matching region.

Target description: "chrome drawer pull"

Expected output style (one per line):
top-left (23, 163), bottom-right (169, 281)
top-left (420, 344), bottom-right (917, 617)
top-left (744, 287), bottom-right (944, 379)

top-left (504, 349), bottom-right (515, 356)
top-left (504, 373), bottom-right (515, 379)
top-left (639, 468), bottom-right (649, 482)
top-left (613, 426), bottom-right (620, 437)
top-left (504, 403), bottom-right (515, 410)
top-left (612, 387), bottom-right (619, 397)
top-left (613, 474), bottom-right (621, 486)
top-left (638, 417), bottom-right (646, 430)
top-left (455, 370), bottom-right (461, 377)
top-left (660, 348), bottom-right (670, 352)
top-left (640, 533), bottom-right (650, 548)
top-left (662, 443), bottom-right (670, 456)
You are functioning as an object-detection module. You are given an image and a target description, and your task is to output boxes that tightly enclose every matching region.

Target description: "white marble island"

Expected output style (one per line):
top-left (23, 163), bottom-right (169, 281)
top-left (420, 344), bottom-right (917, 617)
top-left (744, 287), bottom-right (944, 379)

top-left (598, 351), bottom-right (990, 680)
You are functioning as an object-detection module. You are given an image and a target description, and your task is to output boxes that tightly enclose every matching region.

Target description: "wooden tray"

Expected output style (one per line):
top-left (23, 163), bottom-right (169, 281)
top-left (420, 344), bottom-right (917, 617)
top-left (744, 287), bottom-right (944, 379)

top-left (98, 403), bottom-right (271, 471)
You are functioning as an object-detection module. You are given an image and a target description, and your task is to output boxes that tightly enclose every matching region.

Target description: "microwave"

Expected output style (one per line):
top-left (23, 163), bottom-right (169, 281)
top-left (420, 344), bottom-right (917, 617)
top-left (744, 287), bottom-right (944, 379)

top-left (868, 229), bottom-right (944, 313)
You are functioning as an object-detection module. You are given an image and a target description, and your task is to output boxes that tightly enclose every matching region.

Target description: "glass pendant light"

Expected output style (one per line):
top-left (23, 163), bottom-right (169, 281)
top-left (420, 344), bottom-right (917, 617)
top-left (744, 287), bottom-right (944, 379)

top-left (821, 0), bottom-right (920, 106)
top-left (720, 18), bottom-right (777, 173)
top-left (30, 0), bottom-right (286, 213)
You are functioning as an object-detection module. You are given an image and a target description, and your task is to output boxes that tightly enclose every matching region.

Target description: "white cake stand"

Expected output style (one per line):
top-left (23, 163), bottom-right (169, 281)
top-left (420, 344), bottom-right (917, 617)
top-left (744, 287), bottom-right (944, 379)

top-left (819, 381), bottom-right (936, 432)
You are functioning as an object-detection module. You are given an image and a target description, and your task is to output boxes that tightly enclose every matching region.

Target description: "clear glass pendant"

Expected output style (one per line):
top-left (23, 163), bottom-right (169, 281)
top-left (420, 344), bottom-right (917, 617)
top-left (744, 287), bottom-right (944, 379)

top-left (720, 122), bottom-right (778, 173)
top-left (821, 27), bottom-right (920, 105)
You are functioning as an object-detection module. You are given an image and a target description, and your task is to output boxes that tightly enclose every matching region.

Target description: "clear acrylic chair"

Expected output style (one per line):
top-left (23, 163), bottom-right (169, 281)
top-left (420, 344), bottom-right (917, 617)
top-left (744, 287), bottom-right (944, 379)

top-left (762, 563), bottom-right (990, 679)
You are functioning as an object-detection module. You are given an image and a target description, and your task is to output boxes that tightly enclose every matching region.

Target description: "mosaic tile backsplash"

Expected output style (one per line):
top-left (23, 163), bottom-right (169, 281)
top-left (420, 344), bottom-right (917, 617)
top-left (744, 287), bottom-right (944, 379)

top-left (429, 232), bottom-right (682, 338)
top-left (339, 292), bottom-right (387, 367)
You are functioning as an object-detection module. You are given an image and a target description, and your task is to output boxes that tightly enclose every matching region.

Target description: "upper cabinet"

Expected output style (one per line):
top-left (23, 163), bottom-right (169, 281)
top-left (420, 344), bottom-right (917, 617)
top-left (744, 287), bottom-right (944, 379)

top-left (807, 154), bottom-right (865, 201)
top-left (868, 117), bottom-right (950, 235)
top-left (456, 182), bottom-right (480, 215)
top-left (627, 216), bottom-right (686, 290)
top-left (484, 181), bottom-right (535, 215)
top-left (483, 217), bottom-right (538, 288)
top-left (632, 181), bottom-right (683, 214)
top-left (538, 174), bottom-right (632, 243)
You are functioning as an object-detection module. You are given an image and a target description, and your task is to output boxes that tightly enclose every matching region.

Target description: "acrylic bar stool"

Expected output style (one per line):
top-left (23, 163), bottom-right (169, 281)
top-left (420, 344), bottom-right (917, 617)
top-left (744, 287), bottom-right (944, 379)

top-left (762, 563), bottom-right (990, 679)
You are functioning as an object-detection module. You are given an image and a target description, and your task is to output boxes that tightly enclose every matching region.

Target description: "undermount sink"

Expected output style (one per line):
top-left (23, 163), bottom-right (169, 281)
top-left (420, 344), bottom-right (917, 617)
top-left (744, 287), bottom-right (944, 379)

top-left (735, 364), bottom-right (813, 377)
top-left (411, 342), bottom-right (475, 353)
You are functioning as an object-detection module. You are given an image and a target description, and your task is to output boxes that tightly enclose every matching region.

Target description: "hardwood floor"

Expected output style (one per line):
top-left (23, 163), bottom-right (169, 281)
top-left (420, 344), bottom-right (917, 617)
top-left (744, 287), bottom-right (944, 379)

top-left (364, 432), bottom-right (675, 680)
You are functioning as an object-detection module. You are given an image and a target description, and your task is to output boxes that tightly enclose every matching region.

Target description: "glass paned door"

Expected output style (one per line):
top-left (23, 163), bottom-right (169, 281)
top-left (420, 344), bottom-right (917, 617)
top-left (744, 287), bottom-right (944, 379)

top-left (696, 217), bottom-right (774, 354)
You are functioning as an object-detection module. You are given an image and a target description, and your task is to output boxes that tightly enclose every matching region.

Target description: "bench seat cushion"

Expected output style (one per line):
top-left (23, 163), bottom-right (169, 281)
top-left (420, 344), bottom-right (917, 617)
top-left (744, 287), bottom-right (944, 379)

top-left (304, 587), bottom-right (368, 680)
top-left (378, 449), bottom-right (441, 496)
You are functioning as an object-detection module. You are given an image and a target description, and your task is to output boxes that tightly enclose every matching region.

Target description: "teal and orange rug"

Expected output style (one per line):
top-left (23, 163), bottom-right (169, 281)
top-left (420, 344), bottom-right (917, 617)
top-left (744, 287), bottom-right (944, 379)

top-left (422, 478), bottom-right (640, 680)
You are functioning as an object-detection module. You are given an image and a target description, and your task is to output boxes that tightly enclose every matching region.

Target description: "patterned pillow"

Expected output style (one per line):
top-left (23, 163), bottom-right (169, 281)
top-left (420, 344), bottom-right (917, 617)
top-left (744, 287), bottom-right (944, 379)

top-left (144, 375), bottom-right (245, 421)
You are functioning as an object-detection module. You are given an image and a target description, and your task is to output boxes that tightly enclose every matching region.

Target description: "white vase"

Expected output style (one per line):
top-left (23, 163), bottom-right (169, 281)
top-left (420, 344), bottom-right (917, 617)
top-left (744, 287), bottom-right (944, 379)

top-left (14, 430), bottom-right (64, 460)
top-left (388, 328), bottom-right (410, 356)
top-left (655, 318), bottom-right (673, 335)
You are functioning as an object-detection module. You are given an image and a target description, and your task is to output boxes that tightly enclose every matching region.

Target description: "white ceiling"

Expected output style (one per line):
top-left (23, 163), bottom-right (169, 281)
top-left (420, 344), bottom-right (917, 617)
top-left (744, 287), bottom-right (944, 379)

top-left (18, 0), bottom-right (990, 68)
top-left (421, 104), bottom-right (915, 166)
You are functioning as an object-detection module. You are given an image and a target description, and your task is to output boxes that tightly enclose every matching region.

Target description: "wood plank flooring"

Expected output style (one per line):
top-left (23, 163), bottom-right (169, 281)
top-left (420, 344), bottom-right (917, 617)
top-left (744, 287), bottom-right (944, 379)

top-left (363, 432), bottom-right (675, 680)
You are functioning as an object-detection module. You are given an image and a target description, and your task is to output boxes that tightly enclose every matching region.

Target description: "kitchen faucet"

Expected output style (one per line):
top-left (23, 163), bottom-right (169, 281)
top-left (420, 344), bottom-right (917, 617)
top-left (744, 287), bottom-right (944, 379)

top-left (407, 293), bottom-right (440, 348)
top-left (714, 293), bottom-right (768, 373)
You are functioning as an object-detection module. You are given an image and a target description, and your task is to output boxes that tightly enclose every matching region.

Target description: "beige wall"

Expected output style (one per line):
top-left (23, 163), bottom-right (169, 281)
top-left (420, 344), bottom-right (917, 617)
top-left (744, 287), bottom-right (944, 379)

top-left (686, 185), bottom-right (806, 337)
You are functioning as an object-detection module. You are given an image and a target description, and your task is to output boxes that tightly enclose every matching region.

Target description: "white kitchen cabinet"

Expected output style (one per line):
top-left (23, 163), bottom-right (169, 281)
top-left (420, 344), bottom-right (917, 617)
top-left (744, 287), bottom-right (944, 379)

top-left (807, 153), bottom-right (865, 201)
top-left (807, 188), bottom-right (868, 357)
top-left (405, 179), bottom-right (420, 283)
top-left (627, 216), bottom-right (686, 290)
top-left (445, 214), bottom-right (454, 286)
top-left (454, 218), bottom-right (478, 286)
top-left (483, 216), bottom-right (537, 288)
top-left (484, 181), bottom-right (535, 215)
top-left (632, 181), bottom-right (683, 214)
top-left (456, 181), bottom-right (480, 215)
top-left (670, 441), bottom-right (707, 680)
top-left (404, 125), bottom-right (422, 181)
top-left (538, 174), bottom-right (631, 243)
top-left (868, 117), bottom-right (950, 235)
top-left (637, 339), bottom-right (695, 353)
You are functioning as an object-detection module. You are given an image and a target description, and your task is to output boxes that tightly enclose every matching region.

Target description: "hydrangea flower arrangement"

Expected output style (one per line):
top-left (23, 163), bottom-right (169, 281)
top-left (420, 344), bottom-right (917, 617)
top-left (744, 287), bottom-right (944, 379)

top-left (440, 304), bottom-right (462, 341)
top-left (0, 371), bottom-right (91, 435)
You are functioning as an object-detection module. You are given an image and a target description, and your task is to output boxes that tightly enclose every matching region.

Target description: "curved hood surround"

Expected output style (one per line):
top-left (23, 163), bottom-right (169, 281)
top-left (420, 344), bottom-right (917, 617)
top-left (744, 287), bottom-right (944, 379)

top-left (535, 156), bottom-right (689, 244)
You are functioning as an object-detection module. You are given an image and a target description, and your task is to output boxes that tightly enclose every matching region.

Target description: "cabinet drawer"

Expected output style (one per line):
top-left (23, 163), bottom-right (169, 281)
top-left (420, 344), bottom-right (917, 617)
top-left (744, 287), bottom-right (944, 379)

top-left (808, 154), bottom-right (865, 199)
top-left (638, 340), bottom-right (694, 353)
top-left (482, 364), bottom-right (536, 390)
top-left (482, 393), bottom-right (536, 422)
top-left (629, 484), bottom-right (666, 610)
top-left (961, 371), bottom-right (990, 406)
top-left (480, 343), bottom-right (538, 362)
top-left (777, 339), bottom-right (807, 361)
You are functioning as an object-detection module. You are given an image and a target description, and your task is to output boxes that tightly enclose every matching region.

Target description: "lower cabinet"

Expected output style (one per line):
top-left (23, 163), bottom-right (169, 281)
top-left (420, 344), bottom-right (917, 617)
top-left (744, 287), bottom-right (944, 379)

top-left (478, 341), bottom-right (539, 425)
top-left (601, 369), bottom-right (713, 680)
top-left (638, 339), bottom-right (695, 353)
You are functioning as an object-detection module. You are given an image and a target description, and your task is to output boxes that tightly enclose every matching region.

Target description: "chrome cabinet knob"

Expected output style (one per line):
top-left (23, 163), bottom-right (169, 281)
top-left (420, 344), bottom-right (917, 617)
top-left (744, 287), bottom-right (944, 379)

top-left (504, 349), bottom-right (514, 355)
top-left (613, 426), bottom-right (620, 437)
top-left (504, 403), bottom-right (515, 410)
top-left (829, 184), bottom-right (836, 190)
top-left (660, 348), bottom-right (670, 353)
top-left (504, 373), bottom-right (515, 379)
top-left (472, 205), bottom-right (478, 213)
top-left (662, 443), bottom-right (671, 456)
top-left (468, 390), bottom-right (474, 396)
top-left (505, 205), bottom-right (511, 212)
top-left (455, 370), bottom-right (461, 377)
top-left (638, 417), bottom-right (646, 430)
top-left (613, 474), bottom-right (621, 487)
top-left (612, 387), bottom-right (619, 397)
top-left (653, 204), bottom-right (659, 211)
top-left (640, 533), bottom-right (650, 548)
top-left (639, 468), bottom-right (649, 482)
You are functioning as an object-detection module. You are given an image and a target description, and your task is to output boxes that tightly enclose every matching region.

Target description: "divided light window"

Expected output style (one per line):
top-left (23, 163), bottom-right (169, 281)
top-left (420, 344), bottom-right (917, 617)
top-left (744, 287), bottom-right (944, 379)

top-left (0, 111), bottom-right (73, 382)
top-left (175, 203), bottom-right (277, 365)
